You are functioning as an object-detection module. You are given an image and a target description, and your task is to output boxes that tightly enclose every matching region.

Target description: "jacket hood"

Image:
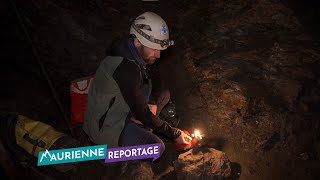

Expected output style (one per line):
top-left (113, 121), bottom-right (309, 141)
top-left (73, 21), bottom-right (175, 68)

top-left (109, 35), bottom-right (135, 60)
top-left (108, 35), bottom-right (147, 67)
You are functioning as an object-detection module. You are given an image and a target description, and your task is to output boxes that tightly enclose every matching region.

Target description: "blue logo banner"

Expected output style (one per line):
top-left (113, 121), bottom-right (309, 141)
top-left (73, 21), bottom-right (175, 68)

top-left (37, 144), bottom-right (107, 166)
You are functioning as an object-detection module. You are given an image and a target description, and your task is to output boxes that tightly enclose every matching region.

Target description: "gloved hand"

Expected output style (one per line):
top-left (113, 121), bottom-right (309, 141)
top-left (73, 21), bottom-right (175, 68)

top-left (174, 130), bottom-right (192, 144)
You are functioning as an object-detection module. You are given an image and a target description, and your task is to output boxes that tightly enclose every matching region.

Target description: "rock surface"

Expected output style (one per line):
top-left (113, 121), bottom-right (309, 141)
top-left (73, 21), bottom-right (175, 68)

top-left (120, 160), bottom-right (156, 180)
top-left (174, 148), bottom-right (231, 180)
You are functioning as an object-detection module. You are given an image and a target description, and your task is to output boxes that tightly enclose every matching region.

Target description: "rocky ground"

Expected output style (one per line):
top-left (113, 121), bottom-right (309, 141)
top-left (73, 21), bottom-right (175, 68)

top-left (1, 0), bottom-right (320, 179)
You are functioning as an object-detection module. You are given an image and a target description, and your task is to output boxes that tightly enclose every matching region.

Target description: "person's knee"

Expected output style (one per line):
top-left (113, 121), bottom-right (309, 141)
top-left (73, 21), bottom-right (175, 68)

top-left (156, 89), bottom-right (171, 116)
top-left (162, 89), bottom-right (170, 104)
top-left (159, 140), bottom-right (166, 157)
top-left (153, 136), bottom-right (166, 157)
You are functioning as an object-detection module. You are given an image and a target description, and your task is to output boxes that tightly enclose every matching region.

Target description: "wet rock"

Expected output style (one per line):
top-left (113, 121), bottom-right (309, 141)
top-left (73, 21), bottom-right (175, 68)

top-left (270, 77), bottom-right (301, 108)
top-left (120, 160), bottom-right (156, 180)
top-left (174, 148), bottom-right (231, 180)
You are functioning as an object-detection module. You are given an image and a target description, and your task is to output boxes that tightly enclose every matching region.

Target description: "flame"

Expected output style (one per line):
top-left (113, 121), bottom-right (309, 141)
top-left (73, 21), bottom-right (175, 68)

top-left (191, 129), bottom-right (202, 139)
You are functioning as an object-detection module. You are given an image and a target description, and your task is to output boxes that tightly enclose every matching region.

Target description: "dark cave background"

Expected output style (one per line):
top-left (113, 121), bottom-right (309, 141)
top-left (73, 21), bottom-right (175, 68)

top-left (1, 0), bottom-right (320, 179)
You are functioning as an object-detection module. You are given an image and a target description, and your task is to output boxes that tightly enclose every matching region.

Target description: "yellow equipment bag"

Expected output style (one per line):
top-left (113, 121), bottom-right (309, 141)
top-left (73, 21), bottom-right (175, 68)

top-left (15, 115), bottom-right (65, 157)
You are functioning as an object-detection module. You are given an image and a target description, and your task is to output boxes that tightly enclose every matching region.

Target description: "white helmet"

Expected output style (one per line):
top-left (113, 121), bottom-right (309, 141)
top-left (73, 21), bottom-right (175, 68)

top-left (130, 12), bottom-right (174, 50)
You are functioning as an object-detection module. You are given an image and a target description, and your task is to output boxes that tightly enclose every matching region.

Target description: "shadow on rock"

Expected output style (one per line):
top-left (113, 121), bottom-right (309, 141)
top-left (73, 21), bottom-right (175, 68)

top-left (227, 162), bottom-right (242, 180)
top-left (203, 137), bottom-right (226, 151)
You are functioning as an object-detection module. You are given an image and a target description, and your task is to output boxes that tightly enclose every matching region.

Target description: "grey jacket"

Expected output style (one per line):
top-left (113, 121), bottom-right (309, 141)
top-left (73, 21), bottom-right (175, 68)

top-left (83, 56), bottom-right (129, 148)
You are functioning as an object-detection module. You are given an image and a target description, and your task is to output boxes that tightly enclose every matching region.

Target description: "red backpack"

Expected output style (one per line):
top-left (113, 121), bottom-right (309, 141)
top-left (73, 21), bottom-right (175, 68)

top-left (70, 76), bottom-right (93, 125)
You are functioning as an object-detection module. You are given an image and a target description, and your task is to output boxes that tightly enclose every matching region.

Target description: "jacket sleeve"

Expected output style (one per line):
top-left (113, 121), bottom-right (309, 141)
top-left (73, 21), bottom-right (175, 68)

top-left (113, 59), bottom-right (181, 140)
top-left (146, 64), bottom-right (163, 105)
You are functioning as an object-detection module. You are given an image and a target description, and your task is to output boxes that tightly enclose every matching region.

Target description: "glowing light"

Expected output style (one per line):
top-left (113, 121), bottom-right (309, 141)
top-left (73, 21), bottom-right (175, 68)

top-left (192, 129), bottom-right (202, 139)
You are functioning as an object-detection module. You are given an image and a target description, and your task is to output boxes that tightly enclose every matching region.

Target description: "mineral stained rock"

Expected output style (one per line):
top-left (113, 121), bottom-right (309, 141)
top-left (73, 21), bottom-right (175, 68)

top-left (174, 148), bottom-right (231, 180)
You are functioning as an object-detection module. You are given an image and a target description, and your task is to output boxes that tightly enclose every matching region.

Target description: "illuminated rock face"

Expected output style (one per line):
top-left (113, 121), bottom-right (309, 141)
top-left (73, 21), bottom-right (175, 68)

top-left (174, 148), bottom-right (231, 180)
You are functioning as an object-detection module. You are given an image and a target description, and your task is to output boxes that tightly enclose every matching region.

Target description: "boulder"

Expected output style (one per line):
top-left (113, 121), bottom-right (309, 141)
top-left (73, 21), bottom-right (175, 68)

top-left (174, 148), bottom-right (231, 180)
top-left (120, 160), bottom-right (156, 180)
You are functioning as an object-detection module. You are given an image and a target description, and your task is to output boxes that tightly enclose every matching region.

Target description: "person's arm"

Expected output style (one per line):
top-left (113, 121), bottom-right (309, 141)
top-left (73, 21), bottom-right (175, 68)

top-left (146, 64), bottom-right (163, 105)
top-left (113, 59), bottom-right (181, 140)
